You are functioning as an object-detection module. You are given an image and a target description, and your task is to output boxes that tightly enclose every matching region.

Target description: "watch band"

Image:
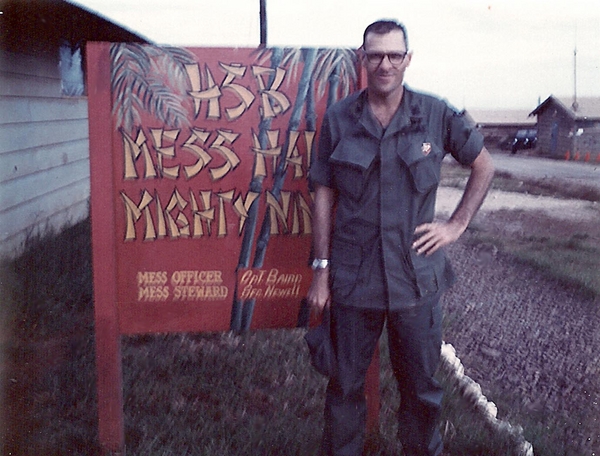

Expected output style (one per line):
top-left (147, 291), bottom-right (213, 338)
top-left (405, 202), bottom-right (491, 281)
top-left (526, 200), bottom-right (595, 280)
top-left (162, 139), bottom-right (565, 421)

top-left (311, 258), bottom-right (330, 270)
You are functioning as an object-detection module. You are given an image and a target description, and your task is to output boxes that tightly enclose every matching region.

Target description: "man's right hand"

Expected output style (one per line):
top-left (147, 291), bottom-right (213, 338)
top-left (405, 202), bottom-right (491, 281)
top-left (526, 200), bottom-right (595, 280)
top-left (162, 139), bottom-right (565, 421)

top-left (307, 269), bottom-right (331, 315)
top-left (308, 184), bottom-right (334, 315)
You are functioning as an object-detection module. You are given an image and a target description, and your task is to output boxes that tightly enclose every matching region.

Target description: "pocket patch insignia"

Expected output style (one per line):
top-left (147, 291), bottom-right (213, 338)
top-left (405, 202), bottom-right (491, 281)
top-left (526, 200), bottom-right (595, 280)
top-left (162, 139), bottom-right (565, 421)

top-left (421, 142), bottom-right (432, 156)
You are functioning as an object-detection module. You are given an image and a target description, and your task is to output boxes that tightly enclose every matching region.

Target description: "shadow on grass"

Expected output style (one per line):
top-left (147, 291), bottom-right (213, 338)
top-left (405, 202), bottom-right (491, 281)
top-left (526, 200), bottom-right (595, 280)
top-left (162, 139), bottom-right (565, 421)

top-left (2, 220), bottom-right (100, 455)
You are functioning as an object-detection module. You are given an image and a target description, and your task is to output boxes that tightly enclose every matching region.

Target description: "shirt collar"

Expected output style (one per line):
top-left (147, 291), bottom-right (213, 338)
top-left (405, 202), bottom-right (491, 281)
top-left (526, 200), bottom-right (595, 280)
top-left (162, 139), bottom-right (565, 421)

top-left (351, 87), bottom-right (423, 138)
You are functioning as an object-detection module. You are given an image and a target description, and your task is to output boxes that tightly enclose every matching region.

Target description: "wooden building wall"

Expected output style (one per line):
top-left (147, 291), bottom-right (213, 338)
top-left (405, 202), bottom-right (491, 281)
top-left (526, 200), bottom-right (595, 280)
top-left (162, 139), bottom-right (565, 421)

top-left (535, 108), bottom-right (574, 159)
top-left (0, 48), bottom-right (90, 258)
top-left (576, 128), bottom-right (600, 159)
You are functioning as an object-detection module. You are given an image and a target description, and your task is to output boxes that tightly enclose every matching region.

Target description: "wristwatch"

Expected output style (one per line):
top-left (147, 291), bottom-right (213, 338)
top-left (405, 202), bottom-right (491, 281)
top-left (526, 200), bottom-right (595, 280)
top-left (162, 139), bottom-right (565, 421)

top-left (311, 258), bottom-right (330, 270)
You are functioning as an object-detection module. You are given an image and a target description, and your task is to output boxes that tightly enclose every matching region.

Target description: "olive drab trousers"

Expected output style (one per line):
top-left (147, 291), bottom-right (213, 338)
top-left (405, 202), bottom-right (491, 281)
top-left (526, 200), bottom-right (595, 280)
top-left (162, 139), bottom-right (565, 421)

top-left (322, 296), bottom-right (444, 456)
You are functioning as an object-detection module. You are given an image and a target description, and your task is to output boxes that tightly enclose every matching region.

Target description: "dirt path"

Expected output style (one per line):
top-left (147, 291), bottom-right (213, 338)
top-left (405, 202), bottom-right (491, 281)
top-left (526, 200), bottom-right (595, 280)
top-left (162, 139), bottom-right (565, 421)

top-left (491, 153), bottom-right (600, 190)
top-left (436, 186), bottom-right (600, 454)
top-left (437, 186), bottom-right (600, 222)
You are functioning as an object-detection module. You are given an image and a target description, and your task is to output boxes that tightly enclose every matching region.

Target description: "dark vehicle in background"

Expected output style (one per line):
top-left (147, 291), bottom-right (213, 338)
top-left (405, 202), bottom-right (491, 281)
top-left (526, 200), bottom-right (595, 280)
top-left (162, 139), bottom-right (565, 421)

top-left (511, 129), bottom-right (537, 153)
top-left (499, 129), bottom-right (537, 153)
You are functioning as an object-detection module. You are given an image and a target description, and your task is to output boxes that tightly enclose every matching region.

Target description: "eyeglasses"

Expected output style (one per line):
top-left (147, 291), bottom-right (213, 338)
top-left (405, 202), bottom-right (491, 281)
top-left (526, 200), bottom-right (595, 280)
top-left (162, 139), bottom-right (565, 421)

top-left (364, 51), bottom-right (408, 66)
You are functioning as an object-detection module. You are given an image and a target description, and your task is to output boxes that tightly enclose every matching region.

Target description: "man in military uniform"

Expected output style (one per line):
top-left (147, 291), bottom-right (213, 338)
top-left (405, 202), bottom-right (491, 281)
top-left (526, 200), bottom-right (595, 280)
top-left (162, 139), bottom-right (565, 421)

top-left (307, 20), bottom-right (495, 456)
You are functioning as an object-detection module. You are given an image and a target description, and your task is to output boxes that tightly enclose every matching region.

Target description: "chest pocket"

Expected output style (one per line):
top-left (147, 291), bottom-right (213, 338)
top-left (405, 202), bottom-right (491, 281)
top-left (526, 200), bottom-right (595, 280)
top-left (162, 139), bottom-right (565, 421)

top-left (398, 139), bottom-right (445, 194)
top-left (329, 138), bottom-right (378, 201)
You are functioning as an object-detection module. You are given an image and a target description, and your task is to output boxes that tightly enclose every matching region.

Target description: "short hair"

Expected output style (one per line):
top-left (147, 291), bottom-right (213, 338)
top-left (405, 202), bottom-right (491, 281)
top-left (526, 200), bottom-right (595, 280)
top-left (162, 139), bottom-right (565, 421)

top-left (362, 20), bottom-right (409, 50)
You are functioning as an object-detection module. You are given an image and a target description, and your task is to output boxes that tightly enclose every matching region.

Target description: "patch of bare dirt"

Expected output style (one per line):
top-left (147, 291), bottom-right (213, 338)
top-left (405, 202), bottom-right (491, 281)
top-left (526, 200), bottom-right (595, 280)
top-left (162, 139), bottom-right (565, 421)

top-left (437, 187), bottom-right (600, 455)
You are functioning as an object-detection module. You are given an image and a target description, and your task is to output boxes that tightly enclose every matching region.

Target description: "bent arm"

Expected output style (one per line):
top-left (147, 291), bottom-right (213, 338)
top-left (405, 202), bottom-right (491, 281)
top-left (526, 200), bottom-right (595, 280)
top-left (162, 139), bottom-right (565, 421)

top-left (307, 184), bottom-right (335, 312)
top-left (413, 147), bottom-right (495, 255)
top-left (448, 146), bottom-right (495, 231)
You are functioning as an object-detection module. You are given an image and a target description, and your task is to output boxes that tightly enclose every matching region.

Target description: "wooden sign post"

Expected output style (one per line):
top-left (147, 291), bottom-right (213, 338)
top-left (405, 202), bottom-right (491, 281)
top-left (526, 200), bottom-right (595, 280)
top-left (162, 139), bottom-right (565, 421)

top-left (87, 42), bottom-right (377, 454)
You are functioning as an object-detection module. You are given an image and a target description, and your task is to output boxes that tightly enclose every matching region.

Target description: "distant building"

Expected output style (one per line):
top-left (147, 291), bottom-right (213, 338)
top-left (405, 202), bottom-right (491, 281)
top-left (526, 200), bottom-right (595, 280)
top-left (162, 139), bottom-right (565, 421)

top-left (0, 0), bottom-right (149, 258)
top-left (530, 96), bottom-right (600, 160)
top-left (463, 109), bottom-right (536, 149)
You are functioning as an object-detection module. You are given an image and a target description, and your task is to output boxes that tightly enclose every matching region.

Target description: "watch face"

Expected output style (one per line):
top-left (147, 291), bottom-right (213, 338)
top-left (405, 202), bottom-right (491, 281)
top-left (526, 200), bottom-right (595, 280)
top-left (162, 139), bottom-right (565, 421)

top-left (312, 259), bottom-right (329, 269)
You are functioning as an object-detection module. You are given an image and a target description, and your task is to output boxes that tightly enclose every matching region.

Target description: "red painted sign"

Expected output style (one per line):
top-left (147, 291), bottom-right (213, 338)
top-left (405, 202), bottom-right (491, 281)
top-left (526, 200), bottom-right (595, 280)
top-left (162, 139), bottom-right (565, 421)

top-left (90, 43), bottom-right (358, 334)
top-left (87, 42), bottom-right (359, 452)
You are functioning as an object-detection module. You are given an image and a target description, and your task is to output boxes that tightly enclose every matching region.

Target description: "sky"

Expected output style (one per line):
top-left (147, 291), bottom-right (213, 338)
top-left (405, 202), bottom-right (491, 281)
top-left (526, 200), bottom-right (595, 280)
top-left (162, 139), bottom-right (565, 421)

top-left (74, 0), bottom-right (600, 110)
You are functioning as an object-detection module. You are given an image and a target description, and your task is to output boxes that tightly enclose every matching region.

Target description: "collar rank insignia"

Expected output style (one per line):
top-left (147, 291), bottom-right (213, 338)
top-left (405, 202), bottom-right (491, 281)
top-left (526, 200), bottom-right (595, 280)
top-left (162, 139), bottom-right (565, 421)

top-left (421, 142), bottom-right (432, 156)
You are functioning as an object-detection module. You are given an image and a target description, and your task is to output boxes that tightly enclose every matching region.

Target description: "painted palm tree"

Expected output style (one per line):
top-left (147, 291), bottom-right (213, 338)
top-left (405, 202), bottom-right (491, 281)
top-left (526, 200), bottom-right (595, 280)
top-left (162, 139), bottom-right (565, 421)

top-left (229, 47), bottom-right (284, 331)
top-left (252, 48), bottom-right (318, 266)
top-left (235, 47), bottom-right (358, 331)
top-left (110, 43), bottom-right (197, 134)
top-left (314, 48), bottom-right (358, 110)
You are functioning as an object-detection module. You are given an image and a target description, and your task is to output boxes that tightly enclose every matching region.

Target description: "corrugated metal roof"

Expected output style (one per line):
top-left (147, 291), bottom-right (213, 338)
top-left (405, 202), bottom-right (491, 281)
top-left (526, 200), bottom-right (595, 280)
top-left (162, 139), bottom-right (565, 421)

top-left (531, 96), bottom-right (600, 120)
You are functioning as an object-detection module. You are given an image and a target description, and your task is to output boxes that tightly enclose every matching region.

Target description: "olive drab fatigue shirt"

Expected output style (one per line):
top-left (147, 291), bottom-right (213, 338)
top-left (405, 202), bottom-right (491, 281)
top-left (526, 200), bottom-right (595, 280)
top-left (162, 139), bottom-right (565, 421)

top-left (310, 87), bottom-right (484, 310)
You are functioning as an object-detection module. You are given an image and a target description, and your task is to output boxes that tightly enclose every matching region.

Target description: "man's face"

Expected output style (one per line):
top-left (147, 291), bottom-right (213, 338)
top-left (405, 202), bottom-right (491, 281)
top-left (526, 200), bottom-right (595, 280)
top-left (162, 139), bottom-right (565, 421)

top-left (362, 30), bottom-right (411, 98)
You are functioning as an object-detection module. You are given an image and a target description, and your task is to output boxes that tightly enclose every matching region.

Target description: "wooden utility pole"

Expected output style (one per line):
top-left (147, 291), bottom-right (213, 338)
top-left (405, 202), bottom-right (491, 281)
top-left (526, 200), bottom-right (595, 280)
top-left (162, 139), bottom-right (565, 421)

top-left (573, 47), bottom-right (578, 111)
top-left (260, 0), bottom-right (267, 46)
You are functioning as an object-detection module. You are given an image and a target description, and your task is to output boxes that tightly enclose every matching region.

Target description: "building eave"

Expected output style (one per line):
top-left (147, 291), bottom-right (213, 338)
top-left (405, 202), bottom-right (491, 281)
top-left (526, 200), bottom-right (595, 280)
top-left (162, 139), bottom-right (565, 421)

top-left (0, 0), bottom-right (151, 55)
